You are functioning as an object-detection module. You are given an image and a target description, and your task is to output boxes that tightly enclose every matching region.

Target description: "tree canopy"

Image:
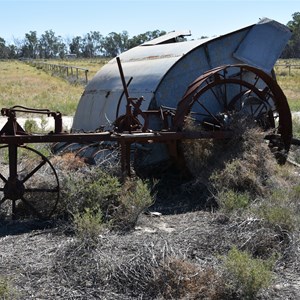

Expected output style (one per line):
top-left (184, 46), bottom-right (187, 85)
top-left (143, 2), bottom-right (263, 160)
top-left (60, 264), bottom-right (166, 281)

top-left (1, 12), bottom-right (300, 60)
top-left (282, 12), bottom-right (300, 58)
top-left (0, 29), bottom-right (166, 59)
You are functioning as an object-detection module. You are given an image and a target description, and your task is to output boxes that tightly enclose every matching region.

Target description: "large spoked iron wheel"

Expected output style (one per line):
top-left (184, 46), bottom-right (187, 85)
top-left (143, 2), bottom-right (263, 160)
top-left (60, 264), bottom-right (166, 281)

top-left (0, 145), bottom-right (59, 220)
top-left (173, 64), bottom-right (292, 163)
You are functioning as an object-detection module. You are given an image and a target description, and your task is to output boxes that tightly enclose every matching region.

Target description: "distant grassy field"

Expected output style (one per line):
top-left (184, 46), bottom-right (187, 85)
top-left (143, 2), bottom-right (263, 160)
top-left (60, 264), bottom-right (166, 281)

top-left (0, 59), bottom-right (106, 116)
top-left (275, 58), bottom-right (300, 112)
top-left (0, 59), bottom-right (299, 118)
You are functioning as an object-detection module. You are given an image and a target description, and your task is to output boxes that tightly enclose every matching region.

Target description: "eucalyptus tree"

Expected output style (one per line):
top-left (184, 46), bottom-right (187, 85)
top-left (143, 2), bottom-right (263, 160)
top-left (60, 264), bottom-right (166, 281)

top-left (282, 12), bottom-right (300, 58)
top-left (102, 31), bottom-right (129, 57)
top-left (81, 31), bottom-right (103, 57)
top-left (127, 30), bottom-right (166, 48)
top-left (69, 36), bottom-right (83, 57)
top-left (22, 31), bottom-right (39, 58)
top-left (0, 37), bottom-right (8, 58)
top-left (38, 30), bottom-right (66, 58)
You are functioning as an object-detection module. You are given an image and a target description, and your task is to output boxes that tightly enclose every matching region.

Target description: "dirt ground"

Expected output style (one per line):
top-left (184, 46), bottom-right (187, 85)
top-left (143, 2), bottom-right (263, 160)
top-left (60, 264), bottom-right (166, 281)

top-left (0, 208), bottom-right (299, 299)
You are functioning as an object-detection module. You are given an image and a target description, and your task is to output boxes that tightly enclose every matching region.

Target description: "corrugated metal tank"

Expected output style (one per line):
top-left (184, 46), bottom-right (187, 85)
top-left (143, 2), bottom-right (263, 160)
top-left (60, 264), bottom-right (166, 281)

top-left (72, 18), bottom-right (291, 132)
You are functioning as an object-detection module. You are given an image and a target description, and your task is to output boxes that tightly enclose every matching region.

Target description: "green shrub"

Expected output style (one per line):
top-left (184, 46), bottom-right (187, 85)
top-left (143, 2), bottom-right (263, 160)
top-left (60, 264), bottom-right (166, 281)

top-left (261, 206), bottom-right (295, 232)
top-left (217, 189), bottom-right (250, 213)
top-left (0, 276), bottom-right (14, 299)
top-left (223, 246), bottom-right (275, 299)
top-left (73, 206), bottom-right (104, 243)
top-left (255, 189), bottom-right (299, 232)
top-left (60, 166), bottom-right (154, 233)
top-left (24, 119), bottom-right (39, 133)
top-left (61, 168), bottom-right (121, 218)
top-left (112, 178), bottom-right (154, 231)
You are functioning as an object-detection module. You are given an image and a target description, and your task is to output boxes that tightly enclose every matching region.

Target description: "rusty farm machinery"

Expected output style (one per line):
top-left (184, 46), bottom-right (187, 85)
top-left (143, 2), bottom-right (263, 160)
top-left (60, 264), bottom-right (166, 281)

top-left (0, 18), bottom-right (297, 219)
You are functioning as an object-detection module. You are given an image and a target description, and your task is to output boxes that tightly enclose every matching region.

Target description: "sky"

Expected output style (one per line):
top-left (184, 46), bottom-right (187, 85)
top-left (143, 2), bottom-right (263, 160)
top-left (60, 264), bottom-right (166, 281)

top-left (1, 0), bottom-right (299, 44)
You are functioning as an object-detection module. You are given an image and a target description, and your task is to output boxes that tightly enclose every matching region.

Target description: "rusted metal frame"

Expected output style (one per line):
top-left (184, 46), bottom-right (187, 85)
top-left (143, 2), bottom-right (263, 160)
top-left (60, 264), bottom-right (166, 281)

top-left (1, 107), bottom-right (63, 134)
top-left (202, 79), bottom-right (273, 127)
top-left (113, 130), bottom-right (233, 143)
top-left (0, 144), bottom-right (60, 219)
top-left (117, 130), bottom-right (233, 177)
top-left (194, 98), bottom-right (223, 127)
top-left (119, 138), bottom-right (131, 177)
top-left (0, 127), bottom-right (233, 179)
top-left (180, 66), bottom-right (225, 101)
top-left (116, 57), bottom-right (136, 132)
top-left (172, 66), bottom-right (228, 129)
top-left (252, 100), bottom-right (270, 118)
top-left (246, 91), bottom-right (273, 122)
top-left (116, 57), bottom-right (130, 100)
top-left (0, 173), bottom-right (6, 184)
top-left (240, 65), bottom-right (292, 150)
top-left (8, 144), bottom-right (18, 216)
top-left (244, 74), bottom-right (260, 101)
top-left (116, 77), bottom-right (133, 119)
top-left (0, 132), bottom-right (113, 144)
top-left (253, 88), bottom-right (274, 116)
top-left (174, 64), bottom-right (292, 156)
top-left (22, 145), bottom-right (60, 218)
top-left (115, 57), bottom-right (149, 132)
top-left (22, 159), bottom-right (47, 184)
top-left (204, 78), bottom-right (223, 108)
top-left (0, 124), bottom-right (235, 144)
top-left (192, 78), bottom-right (266, 105)
top-left (174, 77), bottom-right (265, 130)
top-left (117, 131), bottom-right (233, 176)
top-left (221, 70), bottom-right (228, 109)
top-left (0, 114), bottom-right (26, 136)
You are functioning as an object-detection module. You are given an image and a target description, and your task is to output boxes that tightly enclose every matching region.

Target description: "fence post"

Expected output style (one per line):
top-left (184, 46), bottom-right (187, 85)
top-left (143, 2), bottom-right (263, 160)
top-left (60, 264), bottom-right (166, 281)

top-left (26, 60), bottom-right (89, 83)
top-left (85, 70), bottom-right (88, 83)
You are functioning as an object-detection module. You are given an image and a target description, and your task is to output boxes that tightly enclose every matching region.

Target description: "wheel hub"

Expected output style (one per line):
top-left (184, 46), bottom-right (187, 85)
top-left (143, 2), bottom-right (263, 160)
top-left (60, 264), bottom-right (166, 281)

top-left (4, 177), bottom-right (25, 201)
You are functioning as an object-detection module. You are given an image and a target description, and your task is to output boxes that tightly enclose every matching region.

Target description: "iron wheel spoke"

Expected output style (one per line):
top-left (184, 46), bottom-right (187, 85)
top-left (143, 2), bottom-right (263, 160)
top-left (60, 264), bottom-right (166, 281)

top-left (25, 187), bottom-right (59, 193)
top-left (0, 173), bottom-right (7, 184)
top-left (21, 159), bottom-right (47, 184)
top-left (0, 196), bottom-right (7, 205)
top-left (195, 99), bottom-right (222, 126)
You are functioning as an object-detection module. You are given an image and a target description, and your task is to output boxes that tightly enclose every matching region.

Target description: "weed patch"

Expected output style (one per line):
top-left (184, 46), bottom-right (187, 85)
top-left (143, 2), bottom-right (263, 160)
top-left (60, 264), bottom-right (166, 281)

top-left (57, 157), bottom-right (154, 237)
top-left (222, 246), bottom-right (275, 299)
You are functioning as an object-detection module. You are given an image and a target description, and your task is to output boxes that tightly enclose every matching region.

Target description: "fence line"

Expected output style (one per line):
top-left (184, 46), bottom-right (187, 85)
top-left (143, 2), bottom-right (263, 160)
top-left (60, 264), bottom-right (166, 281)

top-left (27, 60), bottom-right (89, 83)
top-left (275, 63), bottom-right (300, 76)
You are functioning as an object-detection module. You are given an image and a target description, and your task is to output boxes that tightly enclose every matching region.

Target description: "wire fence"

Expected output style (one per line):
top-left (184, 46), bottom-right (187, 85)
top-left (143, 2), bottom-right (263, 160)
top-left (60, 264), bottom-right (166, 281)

top-left (26, 60), bottom-right (89, 84)
top-left (274, 63), bottom-right (300, 76)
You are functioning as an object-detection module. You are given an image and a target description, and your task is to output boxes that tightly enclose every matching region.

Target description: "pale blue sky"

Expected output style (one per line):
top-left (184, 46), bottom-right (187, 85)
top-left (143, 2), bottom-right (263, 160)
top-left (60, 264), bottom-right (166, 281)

top-left (1, 0), bottom-right (299, 44)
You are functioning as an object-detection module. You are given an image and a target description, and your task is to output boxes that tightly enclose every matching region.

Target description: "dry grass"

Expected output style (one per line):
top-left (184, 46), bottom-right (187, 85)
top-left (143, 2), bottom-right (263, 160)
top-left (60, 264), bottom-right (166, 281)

top-left (182, 116), bottom-right (276, 197)
top-left (275, 59), bottom-right (300, 111)
top-left (0, 207), bottom-right (299, 299)
top-left (151, 258), bottom-right (225, 299)
top-left (0, 60), bottom-right (84, 115)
